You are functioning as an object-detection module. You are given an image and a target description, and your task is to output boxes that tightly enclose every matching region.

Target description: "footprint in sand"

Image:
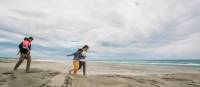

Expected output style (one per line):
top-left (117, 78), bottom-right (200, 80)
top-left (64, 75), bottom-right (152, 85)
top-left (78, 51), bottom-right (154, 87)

top-left (45, 73), bottom-right (70, 87)
top-left (2, 72), bottom-right (13, 75)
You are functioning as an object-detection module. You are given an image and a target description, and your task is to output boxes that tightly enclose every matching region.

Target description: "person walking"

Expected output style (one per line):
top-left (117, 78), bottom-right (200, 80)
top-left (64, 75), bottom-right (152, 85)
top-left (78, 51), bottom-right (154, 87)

top-left (66, 49), bottom-right (83, 76)
top-left (13, 37), bottom-right (34, 72)
top-left (78, 45), bottom-right (89, 76)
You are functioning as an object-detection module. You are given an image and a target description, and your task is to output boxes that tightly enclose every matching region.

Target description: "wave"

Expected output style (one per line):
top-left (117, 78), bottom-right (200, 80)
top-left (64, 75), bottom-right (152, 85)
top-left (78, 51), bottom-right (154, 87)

top-left (142, 62), bottom-right (200, 66)
top-left (91, 60), bottom-right (200, 67)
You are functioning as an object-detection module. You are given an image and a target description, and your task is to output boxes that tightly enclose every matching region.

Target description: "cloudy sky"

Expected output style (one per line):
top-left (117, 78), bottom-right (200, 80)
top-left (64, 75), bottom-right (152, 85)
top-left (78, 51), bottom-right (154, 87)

top-left (0, 0), bottom-right (199, 60)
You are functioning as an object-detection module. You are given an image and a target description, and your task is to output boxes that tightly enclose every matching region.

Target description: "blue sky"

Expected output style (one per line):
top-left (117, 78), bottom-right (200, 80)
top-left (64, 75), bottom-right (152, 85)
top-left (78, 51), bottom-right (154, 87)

top-left (0, 0), bottom-right (200, 60)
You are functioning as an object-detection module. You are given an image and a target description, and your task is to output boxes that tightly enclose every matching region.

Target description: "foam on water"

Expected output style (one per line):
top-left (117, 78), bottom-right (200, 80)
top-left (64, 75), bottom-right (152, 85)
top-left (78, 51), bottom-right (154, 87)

top-left (90, 60), bottom-right (200, 67)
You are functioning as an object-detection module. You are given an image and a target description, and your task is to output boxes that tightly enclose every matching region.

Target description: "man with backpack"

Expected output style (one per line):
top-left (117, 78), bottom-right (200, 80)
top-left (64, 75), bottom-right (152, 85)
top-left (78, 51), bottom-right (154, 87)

top-left (13, 36), bottom-right (34, 72)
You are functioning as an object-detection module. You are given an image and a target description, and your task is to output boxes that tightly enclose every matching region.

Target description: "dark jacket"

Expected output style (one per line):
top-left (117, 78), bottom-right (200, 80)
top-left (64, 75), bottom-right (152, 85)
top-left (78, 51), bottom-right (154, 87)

top-left (67, 52), bottom-right (82, 60)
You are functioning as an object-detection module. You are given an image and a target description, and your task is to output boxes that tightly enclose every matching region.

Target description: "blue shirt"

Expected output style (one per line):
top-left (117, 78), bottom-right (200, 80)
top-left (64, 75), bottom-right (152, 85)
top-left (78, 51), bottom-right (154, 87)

top-left (67, 52), bottom-right (82, 60)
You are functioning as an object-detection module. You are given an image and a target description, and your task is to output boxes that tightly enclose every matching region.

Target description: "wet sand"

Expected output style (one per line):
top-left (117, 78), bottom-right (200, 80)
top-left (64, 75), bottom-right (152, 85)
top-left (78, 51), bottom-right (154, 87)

top-left (0, 59), bottom-right (200, 87)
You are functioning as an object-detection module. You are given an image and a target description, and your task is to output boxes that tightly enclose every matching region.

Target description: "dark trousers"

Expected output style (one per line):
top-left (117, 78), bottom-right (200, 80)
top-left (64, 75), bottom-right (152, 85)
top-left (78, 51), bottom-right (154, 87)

top-left (14, 53), bottom-right (31, 71)
top-left (79, 61), bottom-right (86, 76)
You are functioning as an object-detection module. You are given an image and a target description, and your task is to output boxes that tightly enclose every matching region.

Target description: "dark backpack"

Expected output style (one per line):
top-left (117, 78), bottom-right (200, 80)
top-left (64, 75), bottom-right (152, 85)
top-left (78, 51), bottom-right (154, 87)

top-left (18, 42), bottom-right (23, 50)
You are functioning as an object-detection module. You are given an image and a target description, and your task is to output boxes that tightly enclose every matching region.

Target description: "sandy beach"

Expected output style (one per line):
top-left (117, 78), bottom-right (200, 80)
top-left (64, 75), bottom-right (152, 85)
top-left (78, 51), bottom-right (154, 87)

top-left (0, 59), bottom-right (200, 87)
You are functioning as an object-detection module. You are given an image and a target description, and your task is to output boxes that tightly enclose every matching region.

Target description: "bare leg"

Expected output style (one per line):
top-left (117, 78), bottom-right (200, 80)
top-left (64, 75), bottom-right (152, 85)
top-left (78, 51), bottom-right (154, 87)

top-left (73, 69), bottom-right (78, 77)
top-left (68, 69), bottom-right (74, 75)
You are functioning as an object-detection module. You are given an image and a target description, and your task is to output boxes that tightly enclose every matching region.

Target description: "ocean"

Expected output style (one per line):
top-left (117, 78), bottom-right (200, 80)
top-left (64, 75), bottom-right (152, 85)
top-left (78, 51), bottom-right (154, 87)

top-left (1, 57), bottom-right (200, 67)
top-left (90, 59), bottom-right (200, 67)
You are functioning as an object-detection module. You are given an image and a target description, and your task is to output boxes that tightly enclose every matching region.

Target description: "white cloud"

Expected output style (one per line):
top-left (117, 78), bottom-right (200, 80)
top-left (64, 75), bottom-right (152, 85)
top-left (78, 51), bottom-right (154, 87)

top-left (0, 0), bottom-right (199, 59)
top-left (152, 33), bottom-right (200, 57)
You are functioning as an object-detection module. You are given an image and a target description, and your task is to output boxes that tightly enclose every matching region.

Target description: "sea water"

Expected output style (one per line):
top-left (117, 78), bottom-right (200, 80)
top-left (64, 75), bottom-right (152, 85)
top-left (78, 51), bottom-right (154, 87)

top-left (90, 59), bottom-right (200, 67)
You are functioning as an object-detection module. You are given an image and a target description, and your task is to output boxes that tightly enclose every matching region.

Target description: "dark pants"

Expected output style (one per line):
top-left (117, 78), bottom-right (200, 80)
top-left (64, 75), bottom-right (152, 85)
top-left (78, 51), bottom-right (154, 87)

top-left (79, 61), bottom-right (86, 76)
top-left (14, 53), bottom-right (31, 71)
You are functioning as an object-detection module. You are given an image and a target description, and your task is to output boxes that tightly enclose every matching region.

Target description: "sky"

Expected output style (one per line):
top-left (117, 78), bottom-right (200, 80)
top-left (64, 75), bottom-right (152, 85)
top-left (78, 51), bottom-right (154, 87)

top-left (0, 0), bottom-right (200, 60)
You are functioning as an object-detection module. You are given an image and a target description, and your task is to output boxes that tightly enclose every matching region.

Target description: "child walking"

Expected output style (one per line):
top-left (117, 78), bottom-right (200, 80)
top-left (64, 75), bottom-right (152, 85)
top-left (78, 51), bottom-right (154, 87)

top-left (66, 49), bottom-right (83, 76)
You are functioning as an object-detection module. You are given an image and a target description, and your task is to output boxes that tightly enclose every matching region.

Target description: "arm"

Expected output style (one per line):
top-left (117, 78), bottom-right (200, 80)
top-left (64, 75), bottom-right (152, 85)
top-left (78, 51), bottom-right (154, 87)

top-left (81, 51), bottom-right (87, 58)
top-left (66, 53), bottom-right (75, 56)
top-left (25, 43), bottom-right (31, 57)
top-left (26, 49), bottom-right (30, 57)
top-left (81, 51), bottom-right (87, 61)
top-left (17, 42), bottom-right (23, 55)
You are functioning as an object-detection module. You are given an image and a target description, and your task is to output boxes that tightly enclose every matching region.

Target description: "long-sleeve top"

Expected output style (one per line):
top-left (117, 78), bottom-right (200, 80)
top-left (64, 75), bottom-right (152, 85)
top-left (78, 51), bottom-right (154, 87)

top-left (67, 52), bottom-right (82, 60)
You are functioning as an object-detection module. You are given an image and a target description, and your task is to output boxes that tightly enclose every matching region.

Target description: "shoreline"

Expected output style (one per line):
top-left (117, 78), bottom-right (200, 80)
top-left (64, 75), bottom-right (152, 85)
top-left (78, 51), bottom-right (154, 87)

top-left (1, 58), bottom-right (200, 71)
top-left (1, 58), bottom-right (200, 65)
